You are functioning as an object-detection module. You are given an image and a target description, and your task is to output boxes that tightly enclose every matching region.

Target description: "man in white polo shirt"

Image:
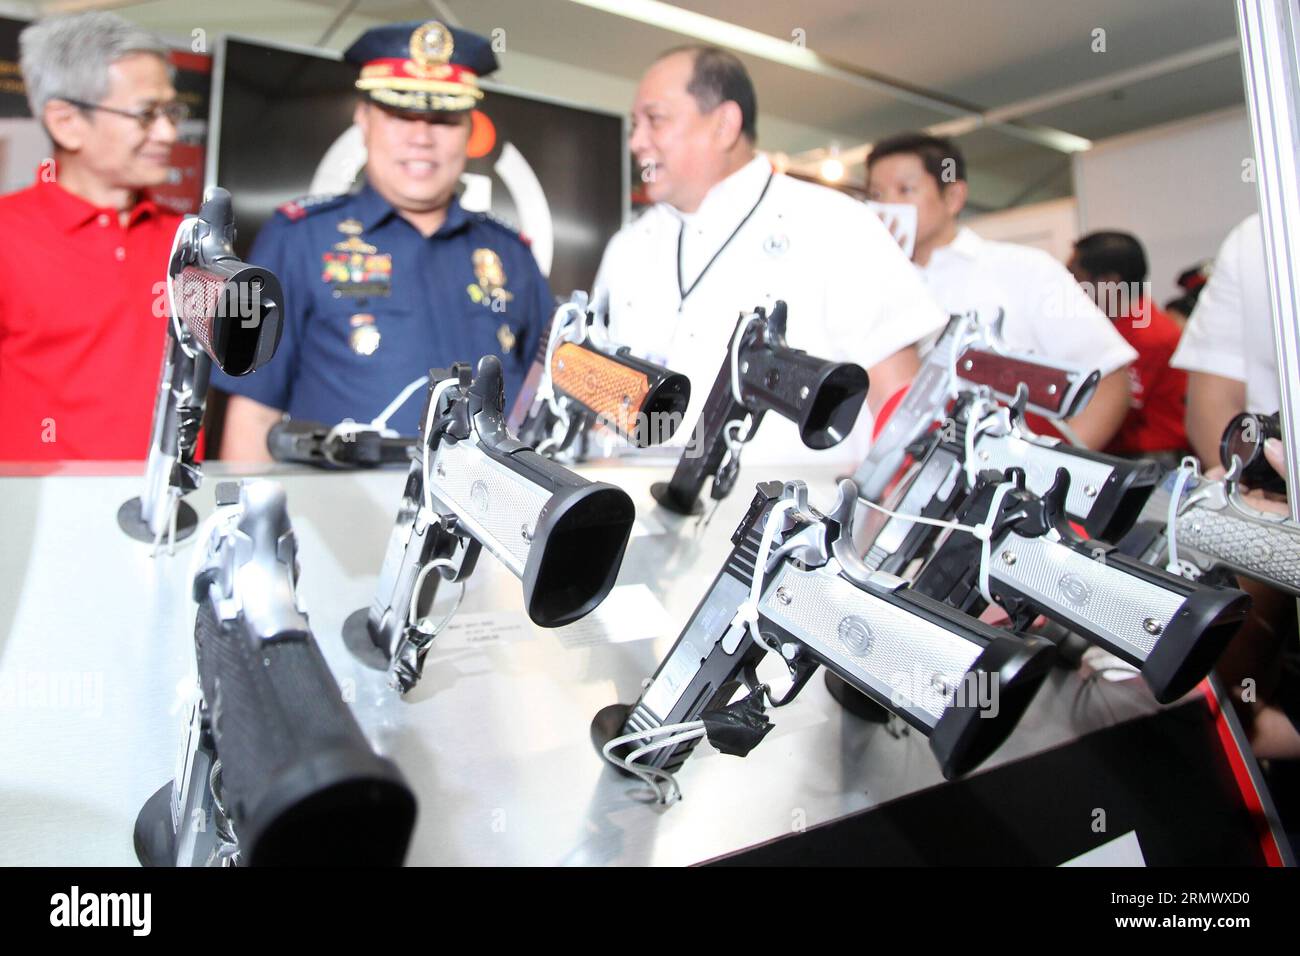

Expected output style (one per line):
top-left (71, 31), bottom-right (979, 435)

top-left (865, 132), bottom-right (1137, 450)
top-left (1170, 213), bottom-right (1280, 466)
top-left (593, 46), bottom-right (946, 466)
top-left (1170, 214), bottom-right (1298, 762)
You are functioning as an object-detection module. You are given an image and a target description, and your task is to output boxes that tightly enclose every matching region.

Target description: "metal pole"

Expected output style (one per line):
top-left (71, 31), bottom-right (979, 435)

top-left (1236, 1), bottom-right (1300, 867)
top-left (1237, 0), bottom-right (1300, 517)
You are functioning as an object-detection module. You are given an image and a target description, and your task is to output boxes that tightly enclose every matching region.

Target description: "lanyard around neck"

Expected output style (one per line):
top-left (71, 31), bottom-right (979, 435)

top-left (676, 170), bottom-right (775, 307)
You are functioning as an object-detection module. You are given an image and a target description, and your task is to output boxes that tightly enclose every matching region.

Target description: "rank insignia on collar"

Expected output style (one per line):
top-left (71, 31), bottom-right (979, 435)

top-left (467, 247), bottom-right (515, 306)
top-left (349, 313), bottom-right (381, 355)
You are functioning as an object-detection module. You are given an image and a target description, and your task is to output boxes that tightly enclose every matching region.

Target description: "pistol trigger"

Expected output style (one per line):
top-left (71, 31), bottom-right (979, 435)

top-left (1009, 382), bottom-right (1029, 420)
top-left (826, 478), bottom-right (859, 530)
top-left (766, 657), bottom-right (817, 708)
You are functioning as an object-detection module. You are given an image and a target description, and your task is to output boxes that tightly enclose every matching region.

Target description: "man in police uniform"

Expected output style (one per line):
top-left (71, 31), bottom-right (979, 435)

top-left (217, 20), bottom-right (552, 459)
top-left (594, 46), bottom-right (947, 467)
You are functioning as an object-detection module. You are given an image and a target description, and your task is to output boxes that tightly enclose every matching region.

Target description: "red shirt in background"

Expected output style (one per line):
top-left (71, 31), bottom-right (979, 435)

top-left (1104, 296), bottom-right (1188, 457)
top-left (0, 176), bottom-right (180, 460)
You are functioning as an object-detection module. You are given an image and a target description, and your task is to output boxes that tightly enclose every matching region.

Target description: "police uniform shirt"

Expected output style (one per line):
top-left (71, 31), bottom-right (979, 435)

top-left (212, 181), bottom-right (552, 435)
top-left (594, 154), bottom-right (947, 466)
top-left (1171, 213), bottom-right (1280, 414)
top-left (919, 226), bottom-right (1138, 377)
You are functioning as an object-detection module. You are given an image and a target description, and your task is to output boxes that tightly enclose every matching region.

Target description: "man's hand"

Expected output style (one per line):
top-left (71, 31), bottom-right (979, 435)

top-left (1186, 370), bottom-right (1247, 468)
top-left (864, 344), bottom-right (921, 417)
top-left (1237, 437), bottom-right (1291, 515)
top-left (1064, 366), bottom-right (1130, 450)
top-left (219, 394), bottom-right (283, 461)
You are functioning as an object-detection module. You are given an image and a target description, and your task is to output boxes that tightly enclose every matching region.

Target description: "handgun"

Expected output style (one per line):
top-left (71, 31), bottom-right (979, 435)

top-left (517, 294), bottom-right (691, 459)
top-left (592, 479), bottom-right (1054, 792)
top-left (344, 354), bottom-right (637, 692)
top-left (857, 395), bottom-right (1163, 581)
top-left (267, 418), bottom-right (417, 469)
top-left (852, 311), bottom-right (1101, 504)
top-left (878, 392), bottom-right (1164, 548)
top-left (652, 301), bottom-right (869, 515)
top-left (133, 479), bottom-right (416, 866)
top-left (1118, 466), bottom-right (1300, 598)
top-left (911, 468), bottom-right (1251, 703)
top-left (118, 187), bottom-right (284, 547)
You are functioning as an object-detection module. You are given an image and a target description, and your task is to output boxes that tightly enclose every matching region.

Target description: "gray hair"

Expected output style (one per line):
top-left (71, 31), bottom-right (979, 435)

top-left (20, 12), bottom-right (172, 118)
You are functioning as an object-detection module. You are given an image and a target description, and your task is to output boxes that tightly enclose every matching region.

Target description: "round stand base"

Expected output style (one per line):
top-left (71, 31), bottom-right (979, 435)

top-left (824, 670), bottom-right (891, 723)
top-left (117, 497), bottom-right (198, 544)
top-left (342, 607), bottom-right (390, 671)
top-left (650, 481), bottom-right (704, 516)
top-left (133, 781), bottom-right (176, 867)
top-left (590, 703), bottom-right (638, 778)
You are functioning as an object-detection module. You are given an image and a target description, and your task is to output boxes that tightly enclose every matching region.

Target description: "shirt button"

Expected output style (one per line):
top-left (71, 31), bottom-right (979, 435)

top-left (114, 247), bottom-right (126, 262)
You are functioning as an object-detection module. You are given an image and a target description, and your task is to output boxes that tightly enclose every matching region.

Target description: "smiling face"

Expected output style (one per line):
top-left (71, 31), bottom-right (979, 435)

top-left (355, 99), bottom-right (471, 214)
top-left (48, 52), bottom-right (178, 189)
top-left (866, 152), bottom-right (965, 263)
top-left (629, 51), bottom-right (741, 213)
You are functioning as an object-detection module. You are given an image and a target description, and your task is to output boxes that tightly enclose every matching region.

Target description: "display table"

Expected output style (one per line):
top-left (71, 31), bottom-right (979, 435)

top-left (0, 462), bottom-right (1269, 865)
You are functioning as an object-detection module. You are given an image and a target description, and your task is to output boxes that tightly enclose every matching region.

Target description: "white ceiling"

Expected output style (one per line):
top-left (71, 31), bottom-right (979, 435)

top-left (18, 0), bottom-right (1247, 210)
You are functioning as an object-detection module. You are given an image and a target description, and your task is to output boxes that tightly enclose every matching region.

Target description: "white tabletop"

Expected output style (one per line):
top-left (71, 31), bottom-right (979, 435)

top-left (0, 461), bottom-right (1160, 865)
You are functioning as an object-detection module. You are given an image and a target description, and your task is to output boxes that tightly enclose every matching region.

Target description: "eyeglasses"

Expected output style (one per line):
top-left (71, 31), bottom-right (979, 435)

top-left (58, 97), bottom-right (190, 129)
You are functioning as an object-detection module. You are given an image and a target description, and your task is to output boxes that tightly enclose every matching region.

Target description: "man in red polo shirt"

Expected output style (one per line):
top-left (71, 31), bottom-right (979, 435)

top-left (0, 12), bottom-right (184, 461)
top-left (1068, 231), bottom-right (1189, 460)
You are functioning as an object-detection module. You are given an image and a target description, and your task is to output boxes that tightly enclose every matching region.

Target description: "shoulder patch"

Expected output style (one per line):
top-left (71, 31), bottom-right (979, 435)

top-left (276, 193), bottom-right (345, 222)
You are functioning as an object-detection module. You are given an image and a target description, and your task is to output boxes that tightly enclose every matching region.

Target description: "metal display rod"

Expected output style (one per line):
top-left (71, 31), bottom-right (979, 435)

top-left (1238, 0), bottom-right (1300, 520)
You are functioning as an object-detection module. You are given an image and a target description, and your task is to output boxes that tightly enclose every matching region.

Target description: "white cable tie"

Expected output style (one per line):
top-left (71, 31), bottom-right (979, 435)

top-left (712, 414), bottom-right (754, 489)
top-left (421, 376), bottom-right (464, 517)
top-left (855, 495), bottom-right (984, 536)
top-left (726, 497), bottom-right (800, 655)
top-left (963, 397), bottom-right (995, 486)
top-left (974, 482), bottom-right (1015, 604)
top-left (371, 375), bottom-right (430, 432)
top-left (729, 313), bottom-right (762, 406)
top-left (322, 375), bottom-right (427, 456)
top-left (150, 487), bottom-right (185, 559)
top-left (167, 492), bottom-right (180, 556)
top-left (1165, 456), bottom-right (1200, 575)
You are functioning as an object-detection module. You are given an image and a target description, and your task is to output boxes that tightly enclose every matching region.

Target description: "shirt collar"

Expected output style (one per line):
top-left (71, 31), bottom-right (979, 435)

top-left (669, 154), bottom-right (773, 228)
top-left (35, 174), bottom-right (161, 233)
top-left (942, 225), bottom-right (984, 260)
top-left (356, 178), bottom-right (472, 237)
